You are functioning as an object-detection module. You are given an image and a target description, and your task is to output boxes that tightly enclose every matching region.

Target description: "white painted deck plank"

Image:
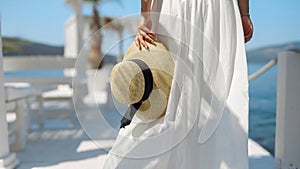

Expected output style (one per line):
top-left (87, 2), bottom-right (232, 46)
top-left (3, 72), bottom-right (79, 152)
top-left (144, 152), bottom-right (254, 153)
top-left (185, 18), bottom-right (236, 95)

top-left (17, 130), bottom-right (274, 169)
top-left (16, 110), bottom-right (274, 169)
top-left (15, 75), bottom-right (274, 169)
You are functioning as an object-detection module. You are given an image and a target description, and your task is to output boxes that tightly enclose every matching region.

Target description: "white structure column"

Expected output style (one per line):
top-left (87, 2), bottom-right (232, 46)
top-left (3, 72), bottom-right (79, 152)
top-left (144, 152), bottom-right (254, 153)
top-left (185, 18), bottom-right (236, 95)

top-left (0, 20), bottom-right (19, 169)
top-left (64, 0), bottom-right (84, 58)
top-left (275, 51), bottom-right (300, 169)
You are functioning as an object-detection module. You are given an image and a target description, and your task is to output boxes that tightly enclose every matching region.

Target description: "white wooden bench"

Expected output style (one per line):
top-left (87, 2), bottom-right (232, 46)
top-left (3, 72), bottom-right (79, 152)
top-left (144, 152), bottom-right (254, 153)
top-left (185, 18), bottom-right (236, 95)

top-left (5, 83), bottom-right (38, 152)
top-left (3, 56), bottom-right (88, 128)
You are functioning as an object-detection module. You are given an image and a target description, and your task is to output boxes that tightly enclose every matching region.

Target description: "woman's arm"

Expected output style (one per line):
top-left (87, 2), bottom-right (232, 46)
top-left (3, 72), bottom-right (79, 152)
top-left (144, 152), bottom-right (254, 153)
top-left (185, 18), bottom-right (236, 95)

top-left (135, 0), bottom-right (156, 49)
top-left (238, 0), bottom-right (253, 43)
top-left (141, 0), bottom-right (152, 17)
top-left (238, 0), bottom-right (249, 15)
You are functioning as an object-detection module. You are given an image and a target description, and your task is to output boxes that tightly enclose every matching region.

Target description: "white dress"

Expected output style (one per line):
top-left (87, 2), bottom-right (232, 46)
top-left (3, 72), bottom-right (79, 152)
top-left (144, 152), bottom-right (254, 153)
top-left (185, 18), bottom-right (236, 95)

top-left (103, 0), bottom-right (249, 168)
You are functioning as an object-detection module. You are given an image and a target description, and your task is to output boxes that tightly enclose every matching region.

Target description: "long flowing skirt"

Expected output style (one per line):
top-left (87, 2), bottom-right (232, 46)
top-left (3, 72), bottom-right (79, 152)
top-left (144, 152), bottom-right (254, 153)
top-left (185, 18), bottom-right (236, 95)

top-left (103, 0), bottom-right (249, 168)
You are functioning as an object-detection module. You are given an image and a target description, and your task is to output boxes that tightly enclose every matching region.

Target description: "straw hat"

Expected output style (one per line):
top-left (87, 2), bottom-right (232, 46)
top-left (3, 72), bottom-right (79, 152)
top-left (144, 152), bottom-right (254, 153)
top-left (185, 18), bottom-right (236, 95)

top-left (110, 41), bottom-right (174, 128)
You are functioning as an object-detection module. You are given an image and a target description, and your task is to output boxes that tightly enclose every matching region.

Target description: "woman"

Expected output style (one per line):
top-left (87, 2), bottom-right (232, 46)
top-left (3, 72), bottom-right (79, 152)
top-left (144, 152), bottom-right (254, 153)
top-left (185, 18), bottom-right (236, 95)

top-left (104, 0), bottom-right (253, 168)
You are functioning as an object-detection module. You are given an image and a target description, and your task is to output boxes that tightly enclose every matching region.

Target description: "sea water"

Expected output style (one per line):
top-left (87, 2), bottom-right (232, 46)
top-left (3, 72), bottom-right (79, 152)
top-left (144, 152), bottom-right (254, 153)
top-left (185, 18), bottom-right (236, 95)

top-left (248, 62), bottom-right (277, 155)
top-left (4, 70), bottom-right (64, 77)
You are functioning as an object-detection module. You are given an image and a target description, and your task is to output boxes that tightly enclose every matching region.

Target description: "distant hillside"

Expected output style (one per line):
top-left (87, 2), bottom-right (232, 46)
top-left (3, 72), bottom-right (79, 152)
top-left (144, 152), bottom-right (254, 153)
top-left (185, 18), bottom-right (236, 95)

top-left (1, 37), bottom-right (119, 64)
top-left (247, 41), bottom-right (300, 63)
top-left (2, 37), bottom-right (64, 56)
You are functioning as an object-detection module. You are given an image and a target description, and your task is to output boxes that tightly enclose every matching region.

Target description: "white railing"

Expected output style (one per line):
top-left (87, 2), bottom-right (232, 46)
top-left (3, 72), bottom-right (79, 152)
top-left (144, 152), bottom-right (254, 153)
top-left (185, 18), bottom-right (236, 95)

top-left (2, 55), bottom-right (88, 153)
top-left (3, 55), bottom-right (88, 105)
top-left (248, 58), bottom-right (278, 81)
top-left (3, 56), bottom-right (77, 86)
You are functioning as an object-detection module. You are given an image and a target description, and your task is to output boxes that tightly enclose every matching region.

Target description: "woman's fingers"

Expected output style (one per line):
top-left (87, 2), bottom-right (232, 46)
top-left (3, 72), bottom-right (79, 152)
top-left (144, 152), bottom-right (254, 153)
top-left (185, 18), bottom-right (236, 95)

top-left (244, 25), bottom-right (253, 43)
top-left (140, 26), bottom-right (156, 39)
top-left (134, 17), bottom-right (156, 49)
top-left (245, 31), bottom-right (253, 43)
top-left (139, 31), bottom-right (155, 45)
top-left (135, 33), bottom-right (155, 49)
top-left (135, 26), bottom-right (157, 49)
top-left (135, 36), bottom-right (141, 50)
top-left (138, 33), bottom-right (149, 49)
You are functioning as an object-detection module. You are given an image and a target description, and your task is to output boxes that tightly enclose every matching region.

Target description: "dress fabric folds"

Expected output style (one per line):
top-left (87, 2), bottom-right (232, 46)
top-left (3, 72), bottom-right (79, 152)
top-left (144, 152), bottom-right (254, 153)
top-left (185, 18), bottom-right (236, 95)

top-left (103, 0), bottom-right (249, 168)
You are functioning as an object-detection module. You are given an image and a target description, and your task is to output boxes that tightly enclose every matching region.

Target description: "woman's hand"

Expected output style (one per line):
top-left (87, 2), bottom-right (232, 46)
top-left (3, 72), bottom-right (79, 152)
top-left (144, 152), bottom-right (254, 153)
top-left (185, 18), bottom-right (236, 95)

top-left (135, 15), bottom-right (156, 50)
top-left (241, 16), bottom-right (253, 43)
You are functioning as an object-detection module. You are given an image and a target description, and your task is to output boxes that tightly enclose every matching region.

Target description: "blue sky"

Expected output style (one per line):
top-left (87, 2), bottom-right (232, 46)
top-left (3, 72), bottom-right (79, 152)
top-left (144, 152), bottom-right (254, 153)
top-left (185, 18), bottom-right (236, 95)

top-left (0, 0), bottom-right (299, 50)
